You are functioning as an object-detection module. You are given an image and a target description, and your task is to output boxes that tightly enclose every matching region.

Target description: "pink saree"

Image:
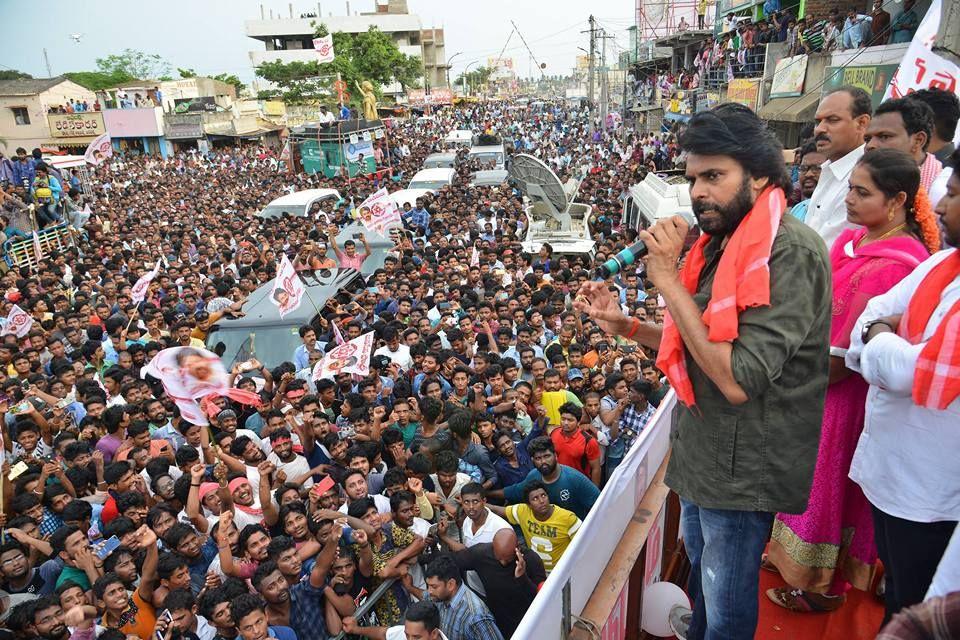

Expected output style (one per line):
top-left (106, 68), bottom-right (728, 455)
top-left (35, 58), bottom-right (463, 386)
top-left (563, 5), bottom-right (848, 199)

top-left (767, 228), bottom-right (929, 594)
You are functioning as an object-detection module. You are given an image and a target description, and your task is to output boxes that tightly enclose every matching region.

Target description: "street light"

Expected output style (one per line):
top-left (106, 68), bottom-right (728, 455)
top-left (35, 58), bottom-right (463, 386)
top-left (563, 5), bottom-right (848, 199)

top-left (461, 60), bottom-right (479, 97)
top-left (445, 51), bottom-right (463, 90)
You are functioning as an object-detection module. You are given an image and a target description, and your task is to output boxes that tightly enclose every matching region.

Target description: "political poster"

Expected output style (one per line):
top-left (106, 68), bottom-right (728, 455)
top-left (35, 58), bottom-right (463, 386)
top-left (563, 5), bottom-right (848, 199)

top-left (143, 347), bottom-right (232, 425)
top-left (313, 35), bottom-right (336, 63)
top-left (269, 254), bottom-right (306, 319)
top-left (1, 305), bottom-right (33, 338)
top-left (130, 259), bottom-right (161, 305)
top-left (313, 332), bottom-right (375, 380)
top-left (883, 0), bottom-right (960, 143)
top-left (83, 133), bottom-right (113, 166)
top-left (343, 139), bottom-right (374, 163)
top-left (354, 187), bottom-right (401, 236)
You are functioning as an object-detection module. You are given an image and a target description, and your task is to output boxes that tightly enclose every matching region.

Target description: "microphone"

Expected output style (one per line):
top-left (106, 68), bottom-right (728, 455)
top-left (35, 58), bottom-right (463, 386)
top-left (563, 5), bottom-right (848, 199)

top-left (595, 240), bottom-right (647, 279)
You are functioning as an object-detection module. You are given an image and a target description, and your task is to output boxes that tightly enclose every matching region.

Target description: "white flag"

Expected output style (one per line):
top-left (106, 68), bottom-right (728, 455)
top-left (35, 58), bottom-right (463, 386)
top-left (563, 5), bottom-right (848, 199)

top-left (883, 0), bottom-right (959, 145)
top-left (1, 304), bottom-right (33, 338)
top-left (32, 231), bottom-right (43, 261)
top-left (313, 331), bottom-right (375, 380)
top-left (313, 35), bottom-right (336, 64)
top-left (355, 187), bottom-right (401, 236)
top-left (84, 133), bottom-right (113, 166)
top-left (131, 259), bottom-right (162, 305)
top-left (270, 254), bottom-right (306, 319)
top-left (470, 245), bottom-right (480, 267)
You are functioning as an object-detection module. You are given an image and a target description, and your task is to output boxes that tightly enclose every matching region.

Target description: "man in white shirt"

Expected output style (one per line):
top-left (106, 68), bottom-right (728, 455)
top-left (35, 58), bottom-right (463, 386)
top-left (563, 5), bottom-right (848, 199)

top-left (265, 429), bottom-right (313, 488)
top-left (343, 599), bottom-right (449, 640)
top-left (338, 470), bottom-right (392, 516)
top-left (436, 482), bottom-right (511, 596)
top-left (846, 173), bottom-right (960, 622)
top-left (805, 87), bottom-right (872, 250)
top-left (374, 326), bottom-right (413, 370)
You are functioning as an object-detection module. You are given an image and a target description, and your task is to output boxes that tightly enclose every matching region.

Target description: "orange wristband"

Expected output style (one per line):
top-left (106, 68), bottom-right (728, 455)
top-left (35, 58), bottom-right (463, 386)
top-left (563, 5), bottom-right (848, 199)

top-left (625, 318), bottom-right (641, 340)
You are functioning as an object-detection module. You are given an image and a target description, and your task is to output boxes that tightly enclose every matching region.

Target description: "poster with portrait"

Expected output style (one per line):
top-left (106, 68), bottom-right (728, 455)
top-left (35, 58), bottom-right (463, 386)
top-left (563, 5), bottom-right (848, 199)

top-left (144, 346), bottom-right (232, 425)
top-left (83, 133), bottom-right (113, 166)
top-left (269, 254), bottom-right (305, 319)
top-left (313, 332), bottom-right (375, 380)
top-left (312, 35), bottom-right (336, 64)
top-left (355, 187), bottom-right (401, 236)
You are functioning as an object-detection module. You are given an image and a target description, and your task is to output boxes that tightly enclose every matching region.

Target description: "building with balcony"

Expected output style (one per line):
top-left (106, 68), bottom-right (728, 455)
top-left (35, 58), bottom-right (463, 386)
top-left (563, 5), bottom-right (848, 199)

top-left (0, 77), bottom-right (98, 154)
top-left (245, 0), bottom-right (449, 95)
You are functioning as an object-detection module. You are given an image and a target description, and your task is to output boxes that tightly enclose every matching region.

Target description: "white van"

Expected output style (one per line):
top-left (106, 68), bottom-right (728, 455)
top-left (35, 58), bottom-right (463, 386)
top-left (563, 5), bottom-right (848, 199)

top-left (467, 145), bottom-right (505, 170)
top-left (256, 189), bottom-right (342, 220)
top-left (390, 188), bottom-right (434, 209)
top-left (443, 129), bottom-right (473, 148)
top-left (408, 168), bottom-right (456, 191)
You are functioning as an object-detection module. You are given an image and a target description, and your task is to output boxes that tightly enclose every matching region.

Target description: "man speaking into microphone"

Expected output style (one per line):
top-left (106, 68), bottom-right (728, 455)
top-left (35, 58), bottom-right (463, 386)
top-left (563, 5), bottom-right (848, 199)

top-left (575, 104), bottom-right (831, 640)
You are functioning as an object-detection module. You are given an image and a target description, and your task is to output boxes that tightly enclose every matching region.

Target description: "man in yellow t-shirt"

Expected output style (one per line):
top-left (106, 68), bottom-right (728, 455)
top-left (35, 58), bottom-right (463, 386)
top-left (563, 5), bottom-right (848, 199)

top-left (499, 480), bottom-right (582, 573)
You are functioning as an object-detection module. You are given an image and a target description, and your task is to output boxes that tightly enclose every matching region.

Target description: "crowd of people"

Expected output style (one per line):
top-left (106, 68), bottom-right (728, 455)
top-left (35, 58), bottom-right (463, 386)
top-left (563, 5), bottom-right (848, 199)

top-left (0, 66), bottom-right (958, 639)
top-left (0, 100), bottom-right (673, 640)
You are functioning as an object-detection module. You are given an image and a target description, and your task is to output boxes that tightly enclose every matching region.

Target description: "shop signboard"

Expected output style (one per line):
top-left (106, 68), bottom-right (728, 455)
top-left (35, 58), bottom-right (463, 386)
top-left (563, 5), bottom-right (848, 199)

top-left (822, 64), bottom-right (900, 111)
top-left (47, 112), bottom-right (105, 138)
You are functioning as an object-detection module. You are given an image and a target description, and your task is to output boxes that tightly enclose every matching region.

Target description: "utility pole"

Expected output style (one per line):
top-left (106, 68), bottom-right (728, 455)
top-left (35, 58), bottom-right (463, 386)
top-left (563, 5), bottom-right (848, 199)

top-left (600, 30), bottom-right (608, 131)
top-left (585, 15), bottom-right (596, 133)
top-left (42, 48), bottom-right (52, 77)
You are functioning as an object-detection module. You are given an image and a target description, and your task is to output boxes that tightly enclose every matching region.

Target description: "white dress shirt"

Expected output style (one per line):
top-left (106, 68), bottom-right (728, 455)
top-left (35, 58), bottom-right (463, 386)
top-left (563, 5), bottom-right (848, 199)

top-left (846, 249), bottom-right (960, 523)
top-left (804, 144), bottom-right (865, 251)
top-left (461, 508), bottom-right (512, 596)
top-left (374, 343), bottom-right (413, 369)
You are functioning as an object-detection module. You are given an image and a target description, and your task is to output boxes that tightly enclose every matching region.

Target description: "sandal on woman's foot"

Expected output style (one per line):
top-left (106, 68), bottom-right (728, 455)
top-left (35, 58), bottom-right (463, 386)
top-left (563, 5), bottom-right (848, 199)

top-left (760, 554), bottom-right (780, 573)
top-left (766, 587), bottom-right (845, 613)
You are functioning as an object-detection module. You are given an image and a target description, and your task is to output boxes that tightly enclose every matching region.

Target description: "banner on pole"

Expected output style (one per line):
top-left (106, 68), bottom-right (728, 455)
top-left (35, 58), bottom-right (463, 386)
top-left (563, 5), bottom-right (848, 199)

top-left (313, 332), bottom-right (375, 379)
top-left (313, 35), bottom-right (336, 63)
top-left (131, 259), bottom-right (162, 305)
top-left (270, 254), bottom-right (306, 319)
top-left (83, 132), bottom-right (113, 166)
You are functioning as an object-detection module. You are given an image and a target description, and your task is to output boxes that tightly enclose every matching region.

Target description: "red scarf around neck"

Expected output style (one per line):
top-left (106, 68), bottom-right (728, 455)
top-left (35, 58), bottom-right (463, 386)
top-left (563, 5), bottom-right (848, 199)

top-left (899, 249), bottom-right (960, 410)
top-left (656, 186), bottom-right (785, 408)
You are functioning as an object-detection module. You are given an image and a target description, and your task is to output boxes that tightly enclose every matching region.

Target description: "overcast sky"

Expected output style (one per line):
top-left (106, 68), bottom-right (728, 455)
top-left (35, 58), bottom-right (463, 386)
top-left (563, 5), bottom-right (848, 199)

top-left (0, 0), bottom-right (636, 85)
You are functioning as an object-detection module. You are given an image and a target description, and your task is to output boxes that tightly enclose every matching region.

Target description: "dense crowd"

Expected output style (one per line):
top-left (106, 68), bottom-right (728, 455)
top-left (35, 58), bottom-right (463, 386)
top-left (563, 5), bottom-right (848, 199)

top-left (0, 100), bottom-right (671, 640)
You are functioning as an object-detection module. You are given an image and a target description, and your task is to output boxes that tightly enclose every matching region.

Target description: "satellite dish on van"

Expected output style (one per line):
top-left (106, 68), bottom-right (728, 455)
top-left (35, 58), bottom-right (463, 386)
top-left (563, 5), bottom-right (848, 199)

top-left (508, 153), bottom-right (568, 219)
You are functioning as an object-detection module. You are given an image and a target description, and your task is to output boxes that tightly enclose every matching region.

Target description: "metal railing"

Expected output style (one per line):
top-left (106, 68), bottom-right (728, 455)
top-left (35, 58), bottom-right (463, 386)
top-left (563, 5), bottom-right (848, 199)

top-left (329, 577), bottom-right (398, 640)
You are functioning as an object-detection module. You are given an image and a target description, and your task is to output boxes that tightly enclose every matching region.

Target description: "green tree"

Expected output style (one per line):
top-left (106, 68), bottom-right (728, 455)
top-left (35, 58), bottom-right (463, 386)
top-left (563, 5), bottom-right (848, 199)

top-left (255, 24), bottom-right (422, 104)
top-left (63, 70), bottom-right (136, 91)
top-left (0, 70), bottom-right (33, 81)
top-left (95, 49), bottom-right (172, 80)
top-left (177, 68), bottom-right (198, 78)
top-left (211, 73), bottom-right (245, 95)
top-left (455, 66), bottom-right (494, 92)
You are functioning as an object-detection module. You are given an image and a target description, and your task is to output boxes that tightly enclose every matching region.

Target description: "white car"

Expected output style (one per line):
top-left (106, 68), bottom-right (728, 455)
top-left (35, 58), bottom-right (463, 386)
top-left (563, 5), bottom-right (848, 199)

top-left (256, 189), bottom-right (342, 220)
top-left (443, 129), bottom-right (473, 148)
top-left (408, 168), bottom-right (456, 191)
top-left (467, 144), bottom-right (505, 170)
top-left (390, 188), bottom-right (434, 209)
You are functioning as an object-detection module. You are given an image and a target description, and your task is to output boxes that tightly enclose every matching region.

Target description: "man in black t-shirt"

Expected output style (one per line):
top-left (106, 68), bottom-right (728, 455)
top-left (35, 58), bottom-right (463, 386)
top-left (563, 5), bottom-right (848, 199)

top-left (0, 541), bottom-right (46, 595)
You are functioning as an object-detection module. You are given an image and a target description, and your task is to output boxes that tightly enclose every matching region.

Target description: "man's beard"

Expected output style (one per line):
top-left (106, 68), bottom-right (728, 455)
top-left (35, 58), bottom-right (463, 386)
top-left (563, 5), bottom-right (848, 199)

top-left (692, 176), bottom-right (756, 236)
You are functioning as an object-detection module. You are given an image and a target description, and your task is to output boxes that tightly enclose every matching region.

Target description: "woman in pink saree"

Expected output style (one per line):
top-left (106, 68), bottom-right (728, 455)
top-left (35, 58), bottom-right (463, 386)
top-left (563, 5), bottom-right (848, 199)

top-left (766, 149), bottom-right (941, 612)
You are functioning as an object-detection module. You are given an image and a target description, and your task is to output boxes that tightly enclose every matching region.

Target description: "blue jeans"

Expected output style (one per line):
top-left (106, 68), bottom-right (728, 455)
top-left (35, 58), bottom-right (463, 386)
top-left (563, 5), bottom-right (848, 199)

top-left (681, 498), bottom-right (773, 640)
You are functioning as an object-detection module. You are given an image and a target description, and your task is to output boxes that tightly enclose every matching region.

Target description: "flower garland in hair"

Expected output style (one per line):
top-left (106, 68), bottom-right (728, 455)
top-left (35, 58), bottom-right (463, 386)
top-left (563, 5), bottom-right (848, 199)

top-left (913, 185), bottom-right (941, 254)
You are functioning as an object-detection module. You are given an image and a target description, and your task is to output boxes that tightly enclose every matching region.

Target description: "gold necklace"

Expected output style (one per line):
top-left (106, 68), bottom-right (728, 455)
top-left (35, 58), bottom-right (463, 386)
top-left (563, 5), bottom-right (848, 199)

top-left (858, 222), bottom-right (907, 247)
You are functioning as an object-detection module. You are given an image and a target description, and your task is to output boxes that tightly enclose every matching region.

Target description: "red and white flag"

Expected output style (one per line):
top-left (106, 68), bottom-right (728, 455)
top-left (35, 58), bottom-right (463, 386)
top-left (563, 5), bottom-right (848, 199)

top-left (470, 245), bottom-right (480, 267)
top-left (313, 35), bottom-right (336, 64)
top-left (1, 304), bottom-right (33, 338)
top-left (331, 319), bottom-right (346, 346)
top-left (355, 187), bottom-right (402, 236)
top-left (313, 331), bottom-right (375, 380)
top-left (130, 259), bottom-right (162, 305)
top-left (270, 254), bottom-right (306, 319)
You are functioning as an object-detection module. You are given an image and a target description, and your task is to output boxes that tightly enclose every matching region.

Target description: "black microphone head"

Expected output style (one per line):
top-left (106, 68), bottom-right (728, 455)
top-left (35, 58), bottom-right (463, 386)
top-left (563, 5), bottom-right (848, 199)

top-left (594, 264), bottom-right (613, 280)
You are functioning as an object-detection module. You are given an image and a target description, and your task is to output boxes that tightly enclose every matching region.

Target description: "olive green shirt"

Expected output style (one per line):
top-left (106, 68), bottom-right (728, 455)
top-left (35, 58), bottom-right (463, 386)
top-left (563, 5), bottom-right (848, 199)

top-left (665, 214), bottom-right (831, 514)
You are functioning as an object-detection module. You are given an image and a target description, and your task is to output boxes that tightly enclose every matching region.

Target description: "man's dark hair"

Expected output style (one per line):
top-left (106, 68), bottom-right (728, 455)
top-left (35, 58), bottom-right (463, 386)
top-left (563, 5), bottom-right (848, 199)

top-left (251, 559), bottom-right (281, 590)
top-left (679, 103), bottom-right (792, 193)
top-left (347, 497), bottom-right (375, 520)
top-left (874, 97), bottom-right (935, 150)
top-left (460, 482), bottom-right (484, 500)
top-left (158, 552), bottom-right (190, 580)
top-left (389, 489), bottom-right (416, 514)
top-left (103, 462), bottom-right (131, 486)
top-left (527, 435), bottom-right (556, 458)
top-left (230, 593), bottom-right (268, 625)
top-left (266, 535), bottom-right (296, 561)
top-left (92, 572), bottom-right (125, 599)
top-left (162, 588), bottom-right (196, 613)
top-left (829, 85), bottom-right (873, 118)
top-left (424, 555), bottom-right (462, 586)
top-left (523, 479), bottom-right (549, 503)
top-left (908, 88), bottom-right (960, 143)
top-left (238, 524), bottom-right (270, 554)
top-left (433, 449), bottom-right (459, 474)
top-left (404, 600), bottom-right (441, 631)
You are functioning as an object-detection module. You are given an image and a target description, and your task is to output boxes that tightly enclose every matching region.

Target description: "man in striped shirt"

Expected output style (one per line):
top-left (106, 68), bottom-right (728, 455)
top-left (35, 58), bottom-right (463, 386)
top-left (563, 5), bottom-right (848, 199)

top-left (423, 556), bottom-right (503, 640)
